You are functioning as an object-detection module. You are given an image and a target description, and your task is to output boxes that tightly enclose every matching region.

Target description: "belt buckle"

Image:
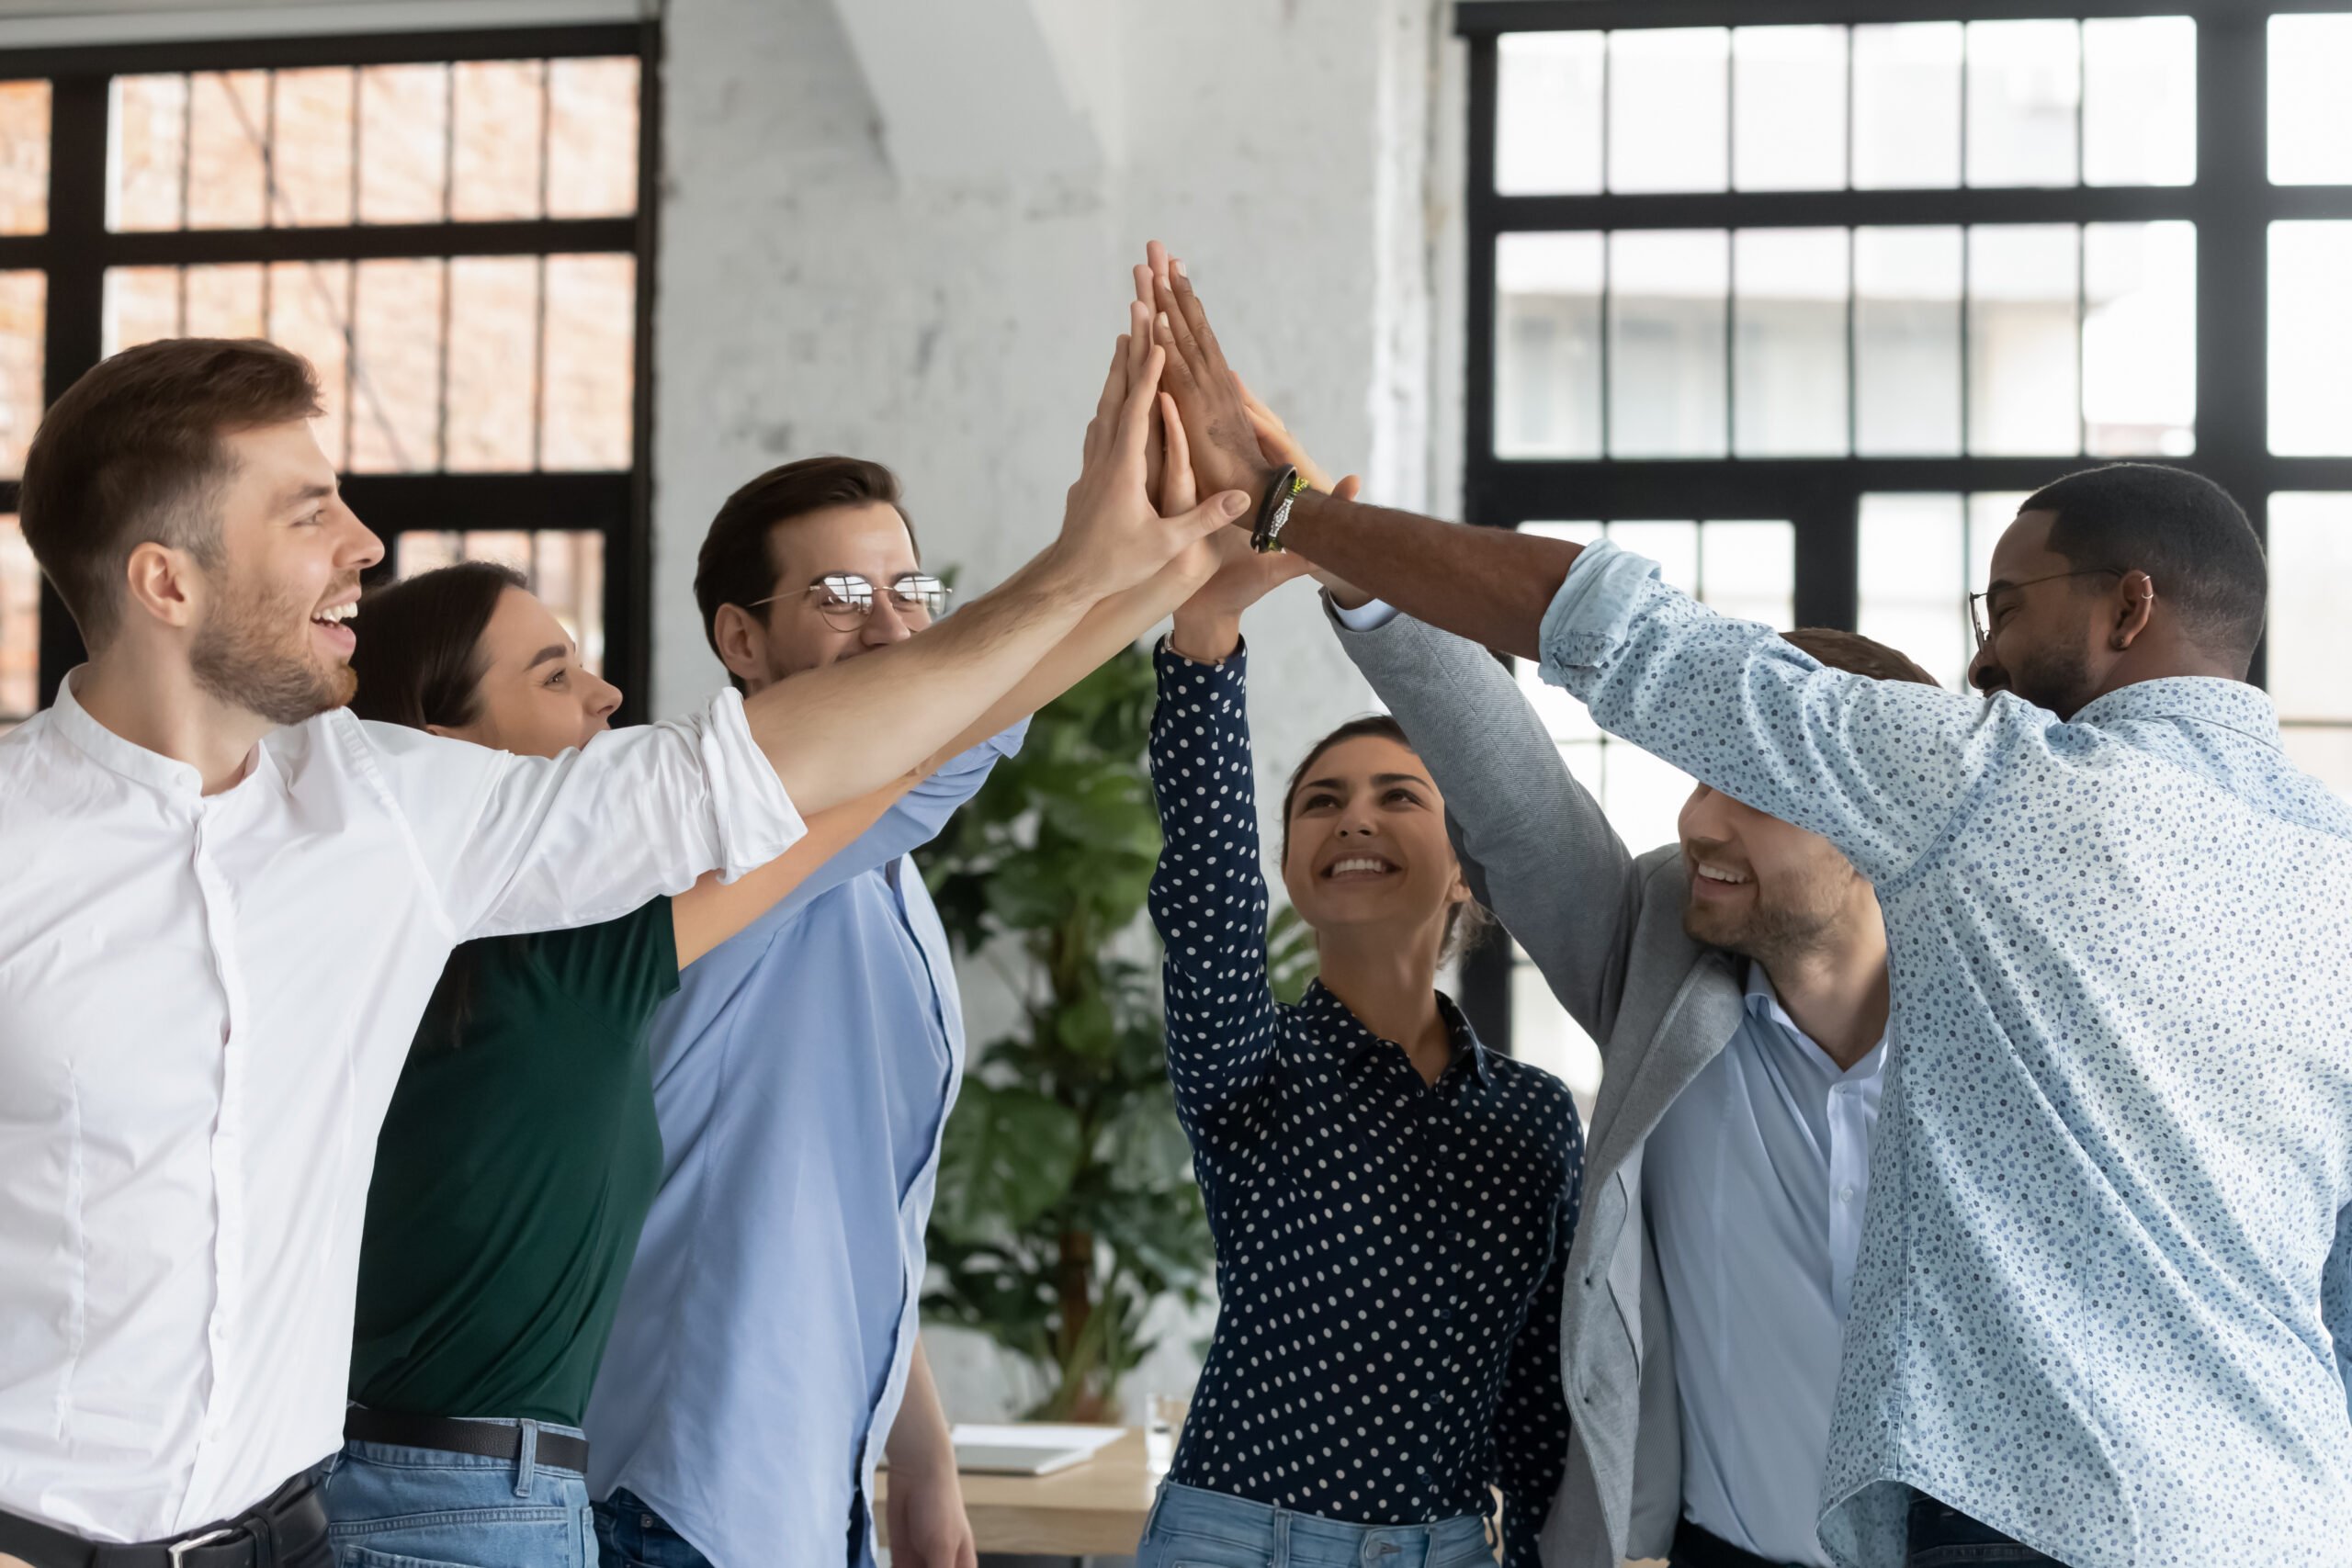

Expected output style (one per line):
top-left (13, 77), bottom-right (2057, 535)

top-left (167, 1526), bottom-right (235, 1567)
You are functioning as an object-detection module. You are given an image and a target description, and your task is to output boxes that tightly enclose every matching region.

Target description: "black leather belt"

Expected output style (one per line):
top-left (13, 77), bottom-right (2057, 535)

top-left (342, 1406), bottom-right (591, 1475)
top-left (0, 1473), bottom-right (327, 1568)
top-left (1672, 1518), bottom-right (1808, 1568)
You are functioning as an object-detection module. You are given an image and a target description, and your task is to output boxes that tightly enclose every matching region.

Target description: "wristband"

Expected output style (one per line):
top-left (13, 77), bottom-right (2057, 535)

top-left (1250, 466), bottom-right (1308, 555)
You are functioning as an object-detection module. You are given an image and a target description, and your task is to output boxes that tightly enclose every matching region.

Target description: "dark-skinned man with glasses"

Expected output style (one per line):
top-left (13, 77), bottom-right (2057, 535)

top-left (1134, 248), bottom-right (2352, 1568)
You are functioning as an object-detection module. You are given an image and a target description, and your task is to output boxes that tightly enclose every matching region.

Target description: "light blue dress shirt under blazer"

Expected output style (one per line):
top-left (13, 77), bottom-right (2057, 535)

top-left (582, 723), bottom-right (1024, 1568)
top-left (1541, 543), bottom-right (2352, 1568)
top-left (1645, 964), bottom-right (1885, 1567)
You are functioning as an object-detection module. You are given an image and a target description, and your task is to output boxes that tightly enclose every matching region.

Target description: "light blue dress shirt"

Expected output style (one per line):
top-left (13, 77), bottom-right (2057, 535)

top-left (582, 724), bottom-right (1024, 1568)
top-left (1646, 963), bottom-right (1885, 1567)
top-left (1541, 543), bottom-right (2352, 1568)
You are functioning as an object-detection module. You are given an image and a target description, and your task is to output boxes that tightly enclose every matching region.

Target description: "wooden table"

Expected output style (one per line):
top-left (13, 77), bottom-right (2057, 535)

top-left (875, 1426), bottom-right (1158, 1558)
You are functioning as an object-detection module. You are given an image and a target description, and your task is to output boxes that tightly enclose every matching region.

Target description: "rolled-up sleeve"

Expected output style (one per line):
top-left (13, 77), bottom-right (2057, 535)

top-left (360, 687), bottom-right (806, 942)
top-left (1536, 541), bottom-right (2030, 886)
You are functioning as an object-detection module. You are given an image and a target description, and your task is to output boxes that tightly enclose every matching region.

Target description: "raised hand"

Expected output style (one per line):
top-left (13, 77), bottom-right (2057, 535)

top-left (1054, 307), bottom-right (1250, 600)
top-left (1144, 247), bottom-right (1278, 510)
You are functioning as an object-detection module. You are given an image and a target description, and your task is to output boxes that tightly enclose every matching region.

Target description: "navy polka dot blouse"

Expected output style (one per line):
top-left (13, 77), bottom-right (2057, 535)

top-left (1147, 639), bottom-right (1583, 1565)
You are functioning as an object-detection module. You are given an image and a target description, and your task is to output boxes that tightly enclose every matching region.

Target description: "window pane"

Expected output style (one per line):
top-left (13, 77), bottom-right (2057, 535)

top-left (1734, 228), bottom-right (1848, 457)
top-left (1969, 225), bottom-right (2079, 455)
top-left (0, 272), bottom-right (40, 478)
top-left (1965, 20), bottom-right (2079, 188)
top-left (1, 513), bottom-right (35, 720)
top-left (186, 71), bottom-right (267, 230)
top-left (359, 64), bottom-right (449, 223)
top-left (1496, 32), bottom-right (1602, 196)
top-left (268, 262), bottom-right (352, 470)
top-left (111, 74), bottom-right (187, 231)
top-left (0, 82), bottom-right (50, 234)
top-left (1699, 520), bottom-right (1796, 630)
top-left (2084, 221), bottom-right (2194, 457)
top-left (1859, 491), bottom-right (1968, 690)
top-left (2083, 17), bottom-right (2195, 186)
top-left (2267, 494), bottom-right (2352, 724)
top-left (103, 265), bottom-right (180, 354)
top-left (1510, 951), bottom-right (1600, 1117)
top-left (1733, 27), bottom-right (1845, 192)
top-left (541, 254), bottom-right (634, 469)
top-left (269, 68), bottom-right (355, 226)
top-left (445, 255), bottom-right (538, 470)
top-left (394, 529), bottom-right (604, 673)
top-left (350, 258), bottom-right (446, 474)
top-left (546, 57), bottom-right (639, 219)
top-left (2269, 15), bottom-right (2352, 186)
top-left (1853, 23), bottom-right (1962, 189)
top-left (1855, 226), bottom-right (1962, 456)
top-left (1495, 232), bottom-right (1603, 458)
top-left (451, 60), bottom-right (545, 221)
top-left (1610, 230), bottom-right (1727, 457)
top-left (2270, 221), bottom-right (2352, 455)
top-left (1609, 29), bottom-right (1727, 194)
top-left (183, 262), bottom-right (265, 339)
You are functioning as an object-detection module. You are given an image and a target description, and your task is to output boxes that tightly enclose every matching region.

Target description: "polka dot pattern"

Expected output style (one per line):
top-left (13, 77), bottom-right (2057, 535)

top-left (1539, 543), bottom-right (2352, 1568)
top-left (1147, 641), bottom-right (1585, 1567)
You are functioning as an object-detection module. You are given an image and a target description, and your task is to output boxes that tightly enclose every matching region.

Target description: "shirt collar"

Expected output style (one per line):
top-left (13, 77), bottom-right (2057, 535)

top-left (1301, 978), bottom-right (1496, 1086)
top-left (1741, 959), bottom-right (1886, 1080)
top-left (2065, 677), bottom-right (2280, 748)
top-left (49, 666), bottom-right (271, 800)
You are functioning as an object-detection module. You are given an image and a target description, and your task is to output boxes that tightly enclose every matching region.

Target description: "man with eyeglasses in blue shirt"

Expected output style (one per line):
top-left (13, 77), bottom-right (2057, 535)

top-left (1141, 253), bottom-right (2351, 1568)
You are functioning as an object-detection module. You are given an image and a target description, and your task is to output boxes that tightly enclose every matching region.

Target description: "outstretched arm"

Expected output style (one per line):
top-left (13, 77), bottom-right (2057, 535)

top-left (1143, 254), bottom-right (1577, 659)
top-left (672, 323), bottom-right (1227, 970)
top-left (744, 320), bottom-right (1249, 818)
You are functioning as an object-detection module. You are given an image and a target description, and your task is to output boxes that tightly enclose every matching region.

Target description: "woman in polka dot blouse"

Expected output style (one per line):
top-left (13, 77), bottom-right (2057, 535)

top-left (1136, 497), bottom-right (1585, 1568)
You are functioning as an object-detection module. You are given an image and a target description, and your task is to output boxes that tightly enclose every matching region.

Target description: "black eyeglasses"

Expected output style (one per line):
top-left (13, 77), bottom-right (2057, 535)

top-left (1965, 568), bottom-right (2132, 650)
top-left (749, 571), bottom-right (953, 633)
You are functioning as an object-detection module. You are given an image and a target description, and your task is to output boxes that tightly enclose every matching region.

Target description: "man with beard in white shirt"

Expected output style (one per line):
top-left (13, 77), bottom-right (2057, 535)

top-left (0, 333), bottom-right (1238, 1568)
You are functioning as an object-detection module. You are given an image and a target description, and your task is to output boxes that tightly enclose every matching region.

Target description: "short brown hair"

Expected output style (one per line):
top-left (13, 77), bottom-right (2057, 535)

top-left (1782, 626), bottom-right (1940, 688)
top-left (694, 455), bottom-right (916, 691)
top-left (19, 337), bottom-right (323, 645)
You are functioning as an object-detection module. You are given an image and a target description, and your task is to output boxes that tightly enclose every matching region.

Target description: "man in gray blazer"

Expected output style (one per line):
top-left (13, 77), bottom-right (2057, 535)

top-left (1329, 594), bottom-right (1938, 1568)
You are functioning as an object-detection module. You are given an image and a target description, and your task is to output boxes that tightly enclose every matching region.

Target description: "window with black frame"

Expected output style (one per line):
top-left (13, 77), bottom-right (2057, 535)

top-left (0, 23), bottom-right (656, 730)
top-left (1457, 3), bottom-right (2352, 1099)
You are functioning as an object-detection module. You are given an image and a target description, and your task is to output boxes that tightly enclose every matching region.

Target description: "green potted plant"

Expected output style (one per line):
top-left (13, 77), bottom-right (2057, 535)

top-left (921, 642), bottom-right (1324, 1420)
top-left (921, 644), bottom-right (1209, 1421)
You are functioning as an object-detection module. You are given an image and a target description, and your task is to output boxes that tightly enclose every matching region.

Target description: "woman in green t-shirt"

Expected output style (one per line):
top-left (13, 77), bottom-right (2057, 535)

top-left (318, 561), bottom-right (890, 1568)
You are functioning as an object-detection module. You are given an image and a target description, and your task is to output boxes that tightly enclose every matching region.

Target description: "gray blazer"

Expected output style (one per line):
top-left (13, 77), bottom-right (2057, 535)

top-left (1331, 605), bottom-right (1749, 1568)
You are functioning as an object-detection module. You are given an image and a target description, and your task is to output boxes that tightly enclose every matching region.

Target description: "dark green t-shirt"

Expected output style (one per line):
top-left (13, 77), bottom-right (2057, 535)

top-left (349, 897), bottom-right (678, 1426)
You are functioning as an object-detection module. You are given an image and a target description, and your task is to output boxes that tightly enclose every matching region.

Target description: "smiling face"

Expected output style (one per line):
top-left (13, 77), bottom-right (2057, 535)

top-left (1278, 732), bottom-right (1469, 958)
top-left (1966, 508), bottom-right (2117, 716)
top-left (430, 585), bottom-right (621, 759)
top-left (721, 502), bottom-right (928, 691)
top-left (1678, 781), bottom-right (1869, 966)
top-left (185, 420), bottom-right (382, 725)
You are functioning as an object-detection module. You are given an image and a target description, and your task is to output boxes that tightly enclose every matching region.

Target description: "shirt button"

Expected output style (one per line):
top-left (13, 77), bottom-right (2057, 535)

top-left (1838, 1184), bottom-right (1857, 1203)
top-left (1833, 1084), bottom-right (1850, 1097)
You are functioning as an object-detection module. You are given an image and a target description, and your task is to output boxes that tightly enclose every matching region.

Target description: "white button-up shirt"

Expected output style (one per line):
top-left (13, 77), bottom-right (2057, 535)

top-left (0, 673), bottom-right (803, 1544)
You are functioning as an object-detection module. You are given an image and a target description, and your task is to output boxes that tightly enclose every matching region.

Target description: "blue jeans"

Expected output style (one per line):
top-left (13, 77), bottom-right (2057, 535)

top-left (592, 1492), bottom-right (711, 1568)
top-left (1905, 1495), bottom-right (2067, 1567)
top-left (594, 1488), bottom-right (867, 1568)
top-left (1136, 1481), bottom-right (1494, 1568)
top-left (318, 1417), bottom-right (598, 1568)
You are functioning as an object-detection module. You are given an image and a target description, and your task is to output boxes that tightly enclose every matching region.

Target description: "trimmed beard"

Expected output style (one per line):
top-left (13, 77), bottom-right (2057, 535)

top-left (188, 574), bottom-right (356, 727)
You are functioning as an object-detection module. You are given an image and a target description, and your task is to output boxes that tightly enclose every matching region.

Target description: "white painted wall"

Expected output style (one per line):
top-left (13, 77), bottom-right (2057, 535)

top-left (651, 0), bottom-right (1465, 1421)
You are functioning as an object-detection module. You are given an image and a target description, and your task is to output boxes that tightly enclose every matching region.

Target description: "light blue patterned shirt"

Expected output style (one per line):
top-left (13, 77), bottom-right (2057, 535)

top-left (1539, 542), bottom-right (2352, 1568)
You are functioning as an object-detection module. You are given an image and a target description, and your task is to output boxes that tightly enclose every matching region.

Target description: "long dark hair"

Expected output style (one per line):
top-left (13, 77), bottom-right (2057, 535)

top-left (1278, 714), bottom-right (1496, 966)
top-left (350, 560), bottom-right (532, 1047)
